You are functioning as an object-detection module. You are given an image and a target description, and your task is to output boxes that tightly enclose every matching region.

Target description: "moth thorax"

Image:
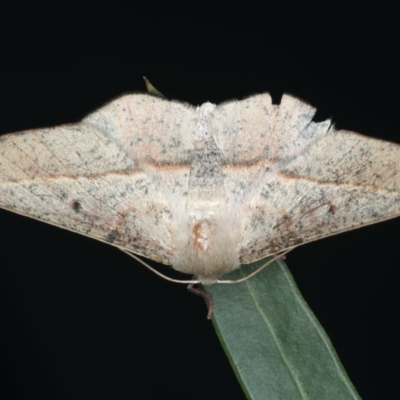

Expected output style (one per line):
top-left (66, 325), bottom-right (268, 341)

top-left (172, 215), bottom-right (241, 284)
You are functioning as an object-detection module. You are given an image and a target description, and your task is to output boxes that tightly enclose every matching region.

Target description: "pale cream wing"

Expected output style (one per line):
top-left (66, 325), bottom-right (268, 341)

top-left (83, 94), bottom-right (198, 208)
top-left (212, 93), bottom-right (400, 263)
top-left (213, 94), bottom-right (332, 205)
top-left (0, 95), bottom-right (198, 264)
top-left (239, 128), bottom-right (400, 263)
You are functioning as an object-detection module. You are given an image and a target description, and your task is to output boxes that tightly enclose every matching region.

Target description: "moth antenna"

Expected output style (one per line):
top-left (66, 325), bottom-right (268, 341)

top-left (119, 248), bottom-right (199, 284)
top-left (187, 284), bottom-right (214, 319)
top-left (217, 247), bottom-right (296, 284)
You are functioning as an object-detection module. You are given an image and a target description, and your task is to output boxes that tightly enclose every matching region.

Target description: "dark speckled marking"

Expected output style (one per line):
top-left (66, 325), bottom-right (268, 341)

top-left (70, 200), bottom-right (82, 213)
top-left (106, 229), bottom-right (120, 244)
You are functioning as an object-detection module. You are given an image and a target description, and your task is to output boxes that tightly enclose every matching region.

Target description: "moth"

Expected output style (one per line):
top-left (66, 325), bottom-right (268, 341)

top-left (1, 93), bottom-right (400, 285)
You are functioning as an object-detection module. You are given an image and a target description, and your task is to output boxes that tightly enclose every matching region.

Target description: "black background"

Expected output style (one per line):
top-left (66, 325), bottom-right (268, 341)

top-left (0, 5), bottom-right (399, 400)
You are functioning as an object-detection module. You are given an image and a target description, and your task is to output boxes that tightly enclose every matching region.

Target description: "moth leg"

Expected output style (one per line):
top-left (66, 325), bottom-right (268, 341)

top-left (187, 284), bottom-right (214, 320)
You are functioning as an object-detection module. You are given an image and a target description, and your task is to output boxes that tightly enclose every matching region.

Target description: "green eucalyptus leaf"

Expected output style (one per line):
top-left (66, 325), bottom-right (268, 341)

top-left (143, 76), bottom-right (165, 97)
top-left (204, 259), bottom-right (360, 400)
